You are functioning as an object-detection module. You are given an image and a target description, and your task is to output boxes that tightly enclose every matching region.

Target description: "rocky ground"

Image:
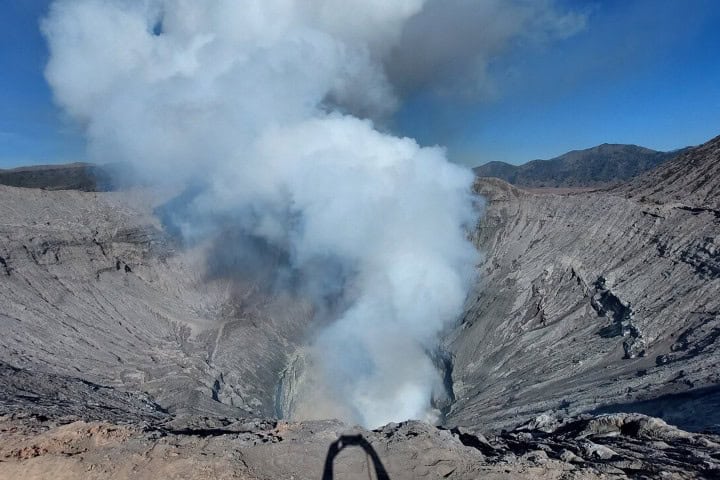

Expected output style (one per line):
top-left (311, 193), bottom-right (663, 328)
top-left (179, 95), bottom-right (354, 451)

top-left (448, 136), bottom-right (720, 435)
top-left (0, 185), bottom-right (313, 420)
top-left (1, 408), bottom-right (718, 479)
top-left (1, 136), bottom-right (719, 478)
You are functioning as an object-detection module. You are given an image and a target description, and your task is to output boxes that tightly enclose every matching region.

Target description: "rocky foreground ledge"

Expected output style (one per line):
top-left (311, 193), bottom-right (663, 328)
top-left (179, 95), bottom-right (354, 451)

top-left (0, 411), bottom-right (718, 479)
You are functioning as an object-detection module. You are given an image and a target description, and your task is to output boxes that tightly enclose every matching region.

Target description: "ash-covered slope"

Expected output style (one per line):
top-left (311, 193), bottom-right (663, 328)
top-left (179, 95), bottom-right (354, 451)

top-left (450, 136), bottom-right (720, 434)
top-left (618, 134), bottom-right (720, 210)
top-left (2, 137), bottom-right (720, 478)
top-left (0, 185), bottom-right (312, 421)
top-left (473, 144), bottom-right (684, 188)
top-left (5, 185), bottom-right (717, 479)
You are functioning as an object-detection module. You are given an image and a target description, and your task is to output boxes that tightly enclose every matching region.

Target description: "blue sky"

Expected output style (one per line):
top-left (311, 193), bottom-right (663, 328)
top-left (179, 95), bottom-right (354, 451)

top-left (1, 0), bottom-right (719, 168)
top-left (0, 0), bottom-right (84, 167)
top-left (396, 0), bottom-right (720, 165)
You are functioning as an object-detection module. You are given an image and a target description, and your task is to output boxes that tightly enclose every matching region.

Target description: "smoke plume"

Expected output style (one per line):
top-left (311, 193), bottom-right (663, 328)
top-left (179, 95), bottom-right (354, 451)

top-left (42, 0), bottom-right (581, 427)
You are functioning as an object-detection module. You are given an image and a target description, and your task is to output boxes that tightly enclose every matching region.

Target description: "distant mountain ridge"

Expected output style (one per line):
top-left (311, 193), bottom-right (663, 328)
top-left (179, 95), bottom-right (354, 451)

top-left (0, 162), bottom-right (126, 191)
top-left (474, 143), bottom-right (688, 188)
top-left (619, 134), bottom-right (720, 210)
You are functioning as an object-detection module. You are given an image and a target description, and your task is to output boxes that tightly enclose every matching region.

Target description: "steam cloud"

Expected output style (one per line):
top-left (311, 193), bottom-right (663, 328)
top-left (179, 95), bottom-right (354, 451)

top-left (42, 0), bottom-right (583, 427)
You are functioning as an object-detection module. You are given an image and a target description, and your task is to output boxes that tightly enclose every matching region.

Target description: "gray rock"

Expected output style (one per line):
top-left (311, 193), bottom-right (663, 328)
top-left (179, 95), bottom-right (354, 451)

top-left (2, 134), bottom-right (720, 478)
top-left (448, 135), bottom-right (720, 434)
top-left (580, 441), bottom-right (618, 460)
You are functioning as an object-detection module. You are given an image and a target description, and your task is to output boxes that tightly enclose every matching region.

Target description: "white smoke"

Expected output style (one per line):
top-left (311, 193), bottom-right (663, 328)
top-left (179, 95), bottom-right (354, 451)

top-left (42, 0), bottom-right (582, 427)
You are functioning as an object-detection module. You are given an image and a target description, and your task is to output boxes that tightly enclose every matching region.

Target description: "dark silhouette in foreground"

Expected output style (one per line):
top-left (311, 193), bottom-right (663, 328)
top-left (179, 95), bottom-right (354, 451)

top-left (321, 434), bottom-right (390, 480)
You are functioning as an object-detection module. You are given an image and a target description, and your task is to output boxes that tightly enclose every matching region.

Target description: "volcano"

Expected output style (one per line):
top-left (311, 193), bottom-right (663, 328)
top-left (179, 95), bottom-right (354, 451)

top-left (1, 134), bottom-right (719, 479)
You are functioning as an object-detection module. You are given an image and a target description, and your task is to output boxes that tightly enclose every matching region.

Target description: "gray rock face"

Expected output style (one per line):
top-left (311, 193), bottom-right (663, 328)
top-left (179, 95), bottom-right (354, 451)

top-left (0, 362), bottom-right (167, 425)
top-left (473, 143), bottom-right (686, 188)
top-left (449, 135), bottom-right (720, 434)
top-left (618, 134), bottom-right (720, 210)
top-left (0, 185), bottom-right (312, 420)
top-left (1, 135), bottom-right (720, 478)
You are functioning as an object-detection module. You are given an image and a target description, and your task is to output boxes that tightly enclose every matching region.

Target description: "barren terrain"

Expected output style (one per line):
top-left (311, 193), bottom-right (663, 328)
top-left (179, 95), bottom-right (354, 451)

top-left (1, 136), bottom-right (719, 478)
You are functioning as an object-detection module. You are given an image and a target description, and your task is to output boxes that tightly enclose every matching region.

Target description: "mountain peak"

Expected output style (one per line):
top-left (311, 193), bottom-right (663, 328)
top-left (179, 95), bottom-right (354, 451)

top-left (473, 143), bottom-right (682, 188)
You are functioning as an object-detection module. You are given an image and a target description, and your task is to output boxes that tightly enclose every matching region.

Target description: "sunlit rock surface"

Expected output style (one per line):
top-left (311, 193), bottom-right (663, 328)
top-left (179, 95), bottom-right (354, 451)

top-left (0, 186), bottom-right (313, 420)
top-left (1, 135), bottom-right (720, 478)
top-left (448, 135), bottom-right (720, 433)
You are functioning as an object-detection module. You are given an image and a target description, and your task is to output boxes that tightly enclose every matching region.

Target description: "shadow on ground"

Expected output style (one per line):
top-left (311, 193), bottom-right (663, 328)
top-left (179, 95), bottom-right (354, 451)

top-left (322, 434), bottom-right (390, 480)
